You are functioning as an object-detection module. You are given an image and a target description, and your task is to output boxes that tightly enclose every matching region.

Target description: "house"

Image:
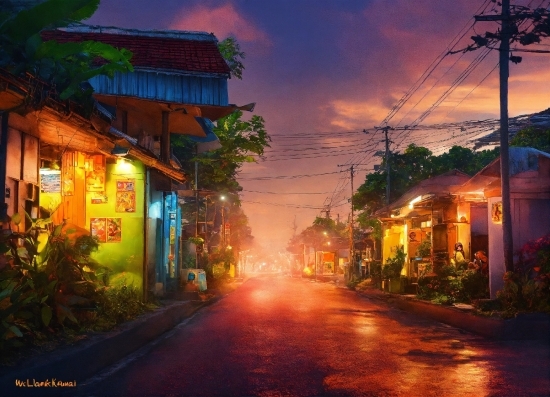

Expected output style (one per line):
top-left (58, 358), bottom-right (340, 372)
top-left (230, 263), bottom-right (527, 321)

top-left (2, 25), bottom-right (249, 298)
top-left (456, 147), bottom-right (550, 298)
top-left (0, 69), bottom-right (186, 299)
top-left (374, 170), bottom-right (473, 286)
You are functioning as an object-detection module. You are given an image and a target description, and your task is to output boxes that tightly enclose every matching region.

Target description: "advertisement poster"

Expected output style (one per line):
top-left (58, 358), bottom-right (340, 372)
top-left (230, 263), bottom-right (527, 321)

top-left (85, 155), bottom-right (106, 192)
top-left (40, 170), bottom-right (61, 193)
top-left (91, 192), bottom-right (107, 204)
top-left (115, 191), bottom-right (136, 212)
top-left (116, 179), bottom-right (135, 191)
top-left (106, 218), bottom-right (122, 242)
top-left (90, 218), bottom-right (107, 242)
top-left (492, 201), bottom-right (503, 223)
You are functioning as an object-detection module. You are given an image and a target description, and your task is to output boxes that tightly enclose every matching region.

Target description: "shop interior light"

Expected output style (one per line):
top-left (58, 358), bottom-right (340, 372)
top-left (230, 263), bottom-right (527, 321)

top-left (408, 195), bottom-right (422, 209)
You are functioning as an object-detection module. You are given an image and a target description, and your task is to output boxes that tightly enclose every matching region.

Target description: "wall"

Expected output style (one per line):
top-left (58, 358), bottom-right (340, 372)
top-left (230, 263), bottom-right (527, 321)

top-left (383, 224), bottom-right (404, 263)
top-left (86, 159), bottom-right (145, 290)
top-left (487, 196), bottom-right (505, 298)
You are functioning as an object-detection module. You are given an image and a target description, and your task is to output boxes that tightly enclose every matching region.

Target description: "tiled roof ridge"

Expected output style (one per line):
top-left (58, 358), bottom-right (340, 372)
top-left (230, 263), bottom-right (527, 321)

top-left (59, 24), bottom-right (218, 42)
top-left (41, 27), bottom-right (231, 76)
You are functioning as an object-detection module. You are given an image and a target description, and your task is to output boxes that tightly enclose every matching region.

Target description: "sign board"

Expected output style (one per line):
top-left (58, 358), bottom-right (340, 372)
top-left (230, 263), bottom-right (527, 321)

top-left (40, 170), bottom-right (61, 193)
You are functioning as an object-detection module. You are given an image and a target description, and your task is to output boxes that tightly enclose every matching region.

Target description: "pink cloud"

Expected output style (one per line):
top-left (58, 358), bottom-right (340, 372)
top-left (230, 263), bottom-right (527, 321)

top-left (169, 3), bottom-right (271, 45)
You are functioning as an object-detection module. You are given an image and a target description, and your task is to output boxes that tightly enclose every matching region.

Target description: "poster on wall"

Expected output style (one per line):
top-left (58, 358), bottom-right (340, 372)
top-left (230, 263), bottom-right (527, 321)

top-left (85, 155), bottom-right (106, 192)
top-left (116, 179), bottom-right (135, 192)
top-left (40, 170), bottom-right (61, 193)
top-left (106, 218), bottom-right (122, 242)
top-left (491, 201), bottom-right (503, 223)
top-left (91, 192), bottom-right (107, 204)
top-left (115, 191), bottom-right (136, 212)
top-left (90, 218), bottom-right (107, 242)
top-left (62, 152), bottom-right (75, 196)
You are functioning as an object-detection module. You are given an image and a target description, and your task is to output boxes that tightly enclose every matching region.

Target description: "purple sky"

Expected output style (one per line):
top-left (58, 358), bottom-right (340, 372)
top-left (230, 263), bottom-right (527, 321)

top-left (88, 0), bottom-right (550, 251)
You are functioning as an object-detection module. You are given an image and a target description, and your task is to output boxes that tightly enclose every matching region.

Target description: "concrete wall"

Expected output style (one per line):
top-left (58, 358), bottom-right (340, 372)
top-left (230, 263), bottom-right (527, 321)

top-left (487, 196), bottom-right (505, 298)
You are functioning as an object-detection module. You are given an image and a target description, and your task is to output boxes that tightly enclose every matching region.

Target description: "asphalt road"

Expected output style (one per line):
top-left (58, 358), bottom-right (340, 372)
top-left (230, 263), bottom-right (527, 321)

top-left (77, 274), bottom-right (550, 397)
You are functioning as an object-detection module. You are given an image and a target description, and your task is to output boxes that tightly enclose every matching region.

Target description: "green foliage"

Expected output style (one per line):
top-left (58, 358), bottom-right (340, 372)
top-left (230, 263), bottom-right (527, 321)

top-left (498, 271), bottom-right (550, 314)
top-left (0, 0), bottom-right (133, 106)
top-left (288, 217), bottom-right (348, 255)
top-left (354, 144), bottom-right (500, 223)
top-left (96, 285), bottom-right (147, 327)
top-left (382, 245), bottom-right (405, 279)
top-left (0, 216), bottom-right (110, 353)
top-left (173, 111), bottom-right (270, 193)
top-left (417, 266), bottom-right (489, 305)
top-left (510, 126), bottom-right (550, 154)
top-left (416, 238), bottom-right (431, 258)
top-left (218, 36), bottom-right (245, 80)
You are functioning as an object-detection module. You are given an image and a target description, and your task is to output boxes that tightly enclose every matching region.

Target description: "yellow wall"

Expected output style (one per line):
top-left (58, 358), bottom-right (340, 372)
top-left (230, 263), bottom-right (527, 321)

top-left (383, 224), bottom-right (404, 263)
top-left (86, 159), bottom-right (145, 289)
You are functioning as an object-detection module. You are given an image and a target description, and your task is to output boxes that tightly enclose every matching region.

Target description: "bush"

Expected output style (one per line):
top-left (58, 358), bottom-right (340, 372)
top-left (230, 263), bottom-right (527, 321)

top-left (0, 216), bottom-right (110, 353)
top-left (417, 266), bottom-right (489, 305)
top-left (382, 245), bottom-right (405, 279)
top-left (96, 285), bottom-right (148, 327)
top-left (496, 234), bottom-right (550, 314)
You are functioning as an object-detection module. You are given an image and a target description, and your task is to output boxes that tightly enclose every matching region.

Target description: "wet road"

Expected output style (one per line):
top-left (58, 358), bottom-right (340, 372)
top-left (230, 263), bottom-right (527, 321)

top-left (78, 275), bottom-right (549, 397)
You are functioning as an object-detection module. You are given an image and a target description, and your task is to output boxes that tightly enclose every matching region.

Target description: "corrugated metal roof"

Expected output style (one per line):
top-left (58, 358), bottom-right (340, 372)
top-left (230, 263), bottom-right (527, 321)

top-left (41, 27), bottom-right (231, 76)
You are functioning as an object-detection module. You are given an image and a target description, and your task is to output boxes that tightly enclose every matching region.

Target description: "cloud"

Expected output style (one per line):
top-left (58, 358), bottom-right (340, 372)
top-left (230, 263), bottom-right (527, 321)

top-left (169, 3), bottom-right (271, 45)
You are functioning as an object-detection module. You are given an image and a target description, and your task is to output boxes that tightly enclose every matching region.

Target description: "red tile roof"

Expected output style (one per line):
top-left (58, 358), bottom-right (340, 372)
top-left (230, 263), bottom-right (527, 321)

top-left (41, 28), bottom-right (231, 76)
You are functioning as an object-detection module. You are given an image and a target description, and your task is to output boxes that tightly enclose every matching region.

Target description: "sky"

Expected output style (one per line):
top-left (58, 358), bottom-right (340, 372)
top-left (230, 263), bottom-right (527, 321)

top-left (87, 0), bottom-right (550, 251)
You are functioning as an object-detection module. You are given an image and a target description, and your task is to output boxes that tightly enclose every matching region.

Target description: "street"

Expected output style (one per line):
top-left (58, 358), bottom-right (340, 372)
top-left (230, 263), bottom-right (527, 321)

top-left (76, 275), bottom-right (549, 397)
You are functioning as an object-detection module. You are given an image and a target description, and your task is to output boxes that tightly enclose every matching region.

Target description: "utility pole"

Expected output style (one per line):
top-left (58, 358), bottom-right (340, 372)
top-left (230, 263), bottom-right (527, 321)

top-left (349, 165), bottom-right (357, 277)
top-left (370, 126), bottom-right (393, 206)
top-left (475, 0), bottom-right (514, 272)
top-left (384, 127), bottom-right (391, 207)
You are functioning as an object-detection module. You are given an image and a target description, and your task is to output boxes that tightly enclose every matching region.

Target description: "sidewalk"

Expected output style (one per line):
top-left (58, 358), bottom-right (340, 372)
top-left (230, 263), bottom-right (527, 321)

top-left (355, 286), bottom-right (550, 341)
top-left (307, 274), bottom-right (549, 341)
top-left (0, 280), bottom-right (242, 395)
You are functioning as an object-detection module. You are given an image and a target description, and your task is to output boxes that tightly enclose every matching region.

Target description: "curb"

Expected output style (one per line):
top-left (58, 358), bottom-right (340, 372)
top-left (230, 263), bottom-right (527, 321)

top-left (358, 288), bottom-right (550, 341)
top-left (0, 297), bottom-right (220, 395)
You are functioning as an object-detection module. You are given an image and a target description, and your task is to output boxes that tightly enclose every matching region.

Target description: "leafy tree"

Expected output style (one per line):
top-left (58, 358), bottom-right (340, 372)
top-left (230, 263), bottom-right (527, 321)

top-left (353, 144), bottom-right (499, 227)
top-left (173, 36), bottom-right (270, 258)
top-left (172, 110), bottom-right (270, 194)
top-left (287, 217), bottom-right (348, 256)
top-left (0, 0), bottom-right (133, 106)
top-left (510, 126), bottom-right (550, 153)
top-left (218, 36), bottom-right (245, 80)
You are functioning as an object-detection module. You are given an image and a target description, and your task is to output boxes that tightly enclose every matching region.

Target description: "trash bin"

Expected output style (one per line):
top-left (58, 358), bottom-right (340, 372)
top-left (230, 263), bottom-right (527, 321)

top-left (181, 269), bottom-right (207, 292)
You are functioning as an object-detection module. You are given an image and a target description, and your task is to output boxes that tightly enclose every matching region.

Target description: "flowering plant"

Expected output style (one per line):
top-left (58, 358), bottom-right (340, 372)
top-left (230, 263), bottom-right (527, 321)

top-left (516, 234), bottom-right (550, 274)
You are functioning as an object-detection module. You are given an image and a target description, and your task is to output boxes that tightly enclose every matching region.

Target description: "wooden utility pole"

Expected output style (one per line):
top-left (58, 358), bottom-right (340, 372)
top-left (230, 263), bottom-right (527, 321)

top-left (349, 165), bottom-right (358, 277)
top-left (475, 0), bottom-right (514, 272)
top-left (373, 126), bottom-right (393, 206)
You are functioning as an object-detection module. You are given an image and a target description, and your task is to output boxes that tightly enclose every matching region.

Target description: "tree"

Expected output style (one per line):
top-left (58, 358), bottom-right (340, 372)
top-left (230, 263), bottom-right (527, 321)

top-left (217, 36), bottom-right (245, 80)
top-left (288, 217), bottom-right (348, 255)
top-left (172, 110), bottom-right (270, 194)
top-left (0, 0), bottom-right (133, 107)
top-left (172, 36), bottom-right (270, 257)
top-left (510, 126), bottom-right (550, 153)
top-left (353, 144), bottom-right (500, 227)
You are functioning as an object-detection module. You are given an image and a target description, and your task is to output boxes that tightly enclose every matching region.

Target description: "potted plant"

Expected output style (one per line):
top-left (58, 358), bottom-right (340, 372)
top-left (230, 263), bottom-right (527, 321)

top-left (383, 245), bottom-right (406, 293)
top-left (416, 238), bottom-right (431, 260)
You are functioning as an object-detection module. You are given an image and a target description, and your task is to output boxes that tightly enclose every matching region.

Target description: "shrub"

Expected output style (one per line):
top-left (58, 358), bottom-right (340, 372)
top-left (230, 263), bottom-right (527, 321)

top-left (417, 266), bottom-right (489, 305)
top-left (0, 216), bottom-right (110, 353)
top-left (382, 245), bottom-right (405, 279)
top-left (497, 234), bottom-right (550, 314)
top-left (96, 285), bottom-right (147, 327)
